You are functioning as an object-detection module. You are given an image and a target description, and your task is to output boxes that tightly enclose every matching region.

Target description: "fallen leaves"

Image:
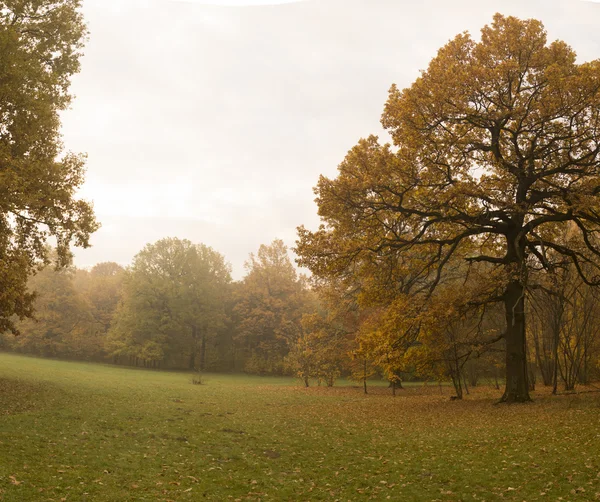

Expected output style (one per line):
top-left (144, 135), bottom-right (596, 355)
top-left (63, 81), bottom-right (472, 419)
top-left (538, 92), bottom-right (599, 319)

top-left (2, 354), bottom-right (600, 501)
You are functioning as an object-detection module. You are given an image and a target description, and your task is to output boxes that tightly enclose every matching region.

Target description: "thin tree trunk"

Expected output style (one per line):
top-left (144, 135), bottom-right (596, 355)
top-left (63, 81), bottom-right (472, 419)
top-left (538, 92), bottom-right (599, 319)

top-left (582, 336), bottom-right (589, 386)
top-left (189, 325), bottom-right (198, 370)
top-left (451, 370), bottom-right (463, 400)
top-left (527, 342), bottom-right (536, 392)
top-left (200, 330), bottom-right (207, 371)
top-left (532, 323), bottom-right (551, 386)
top-left (462, 372), bottom-right (470, 396)
top-left (552, 324), bottom-right (559, 395)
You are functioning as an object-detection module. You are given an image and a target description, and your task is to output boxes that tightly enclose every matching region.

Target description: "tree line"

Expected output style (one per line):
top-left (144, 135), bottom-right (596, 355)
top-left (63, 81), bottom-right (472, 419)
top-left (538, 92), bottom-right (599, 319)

top-left (1, 239), bottom-right (314, 375)
top-left (2, 234), bottom-right (600, 396)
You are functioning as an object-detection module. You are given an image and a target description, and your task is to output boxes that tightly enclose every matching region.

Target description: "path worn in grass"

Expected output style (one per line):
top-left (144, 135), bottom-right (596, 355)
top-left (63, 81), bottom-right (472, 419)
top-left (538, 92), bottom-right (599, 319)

top-left (1, 353), bottom-right (599, 501)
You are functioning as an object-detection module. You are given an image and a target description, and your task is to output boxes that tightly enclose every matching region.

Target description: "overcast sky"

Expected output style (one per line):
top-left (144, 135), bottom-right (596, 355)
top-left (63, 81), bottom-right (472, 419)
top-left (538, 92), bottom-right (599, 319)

top-left (62, 0), bottom-right (600, 279)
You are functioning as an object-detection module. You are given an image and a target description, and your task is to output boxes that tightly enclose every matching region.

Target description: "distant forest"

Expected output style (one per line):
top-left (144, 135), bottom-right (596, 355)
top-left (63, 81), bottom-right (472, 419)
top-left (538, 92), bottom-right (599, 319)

top-left (2, 238), bottom-right (316, 375)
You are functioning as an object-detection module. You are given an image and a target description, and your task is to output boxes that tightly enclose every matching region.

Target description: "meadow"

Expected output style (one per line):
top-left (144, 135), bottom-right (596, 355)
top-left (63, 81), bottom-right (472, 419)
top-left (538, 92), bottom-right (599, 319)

top-left (1, 352), bottom-right (599, 501)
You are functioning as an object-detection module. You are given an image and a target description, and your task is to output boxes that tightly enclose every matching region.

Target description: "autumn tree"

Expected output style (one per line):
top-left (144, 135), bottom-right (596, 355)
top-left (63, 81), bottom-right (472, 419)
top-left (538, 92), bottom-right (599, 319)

top-left (296, 14), bottom-right (600, 402)
top-left (354, 263), bottom-right (504, 399)
top-left (74, 262), bottom-right (125, 334)
top-left (0, 1), bottom-right (98, 334)
top-left (9, 264), bottom-right (96, 359)
top-left (107, 238), bottom-right (231, 369)
top-left (529, 262), bottom-right (600, 392)
top-left (286, 311), bottom-right (350, 387)
top-left (404, 290), bottom-right (502, 399)
top-left (234, 240), bottom-right (314, 374)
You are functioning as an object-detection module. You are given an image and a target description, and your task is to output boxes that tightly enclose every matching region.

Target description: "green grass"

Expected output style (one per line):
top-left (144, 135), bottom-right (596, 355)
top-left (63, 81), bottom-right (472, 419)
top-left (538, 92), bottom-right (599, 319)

top-left (1, 353), bottom-right (600, 501)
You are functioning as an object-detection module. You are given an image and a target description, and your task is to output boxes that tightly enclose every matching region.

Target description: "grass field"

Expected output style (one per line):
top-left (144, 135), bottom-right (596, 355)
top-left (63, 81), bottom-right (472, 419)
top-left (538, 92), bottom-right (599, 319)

top-left (1, 353), bottom-right (600, 501)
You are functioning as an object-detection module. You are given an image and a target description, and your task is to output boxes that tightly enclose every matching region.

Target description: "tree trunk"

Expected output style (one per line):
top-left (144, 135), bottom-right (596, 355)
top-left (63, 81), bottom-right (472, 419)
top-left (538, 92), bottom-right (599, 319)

top-left (501, 280), bottom-right (531, 403)
top-left (582, 335), bottom-right (589, 386)
top-left (189, 325), bottom-right (198, 370)
top-left (552, 321), bottom-right (559, 395)
top-left (462, 372), bottom-right (470, 396)
top-left (199, 330), bottom-right (207, 371)
top-left (532, 326), bottom-right (552, 386)
top-left (232, 343), bottom-right (238, 372)
top-left (527, 343), bottom-right (536, 391)
top-left (450, 370), bottom-right (463, 400)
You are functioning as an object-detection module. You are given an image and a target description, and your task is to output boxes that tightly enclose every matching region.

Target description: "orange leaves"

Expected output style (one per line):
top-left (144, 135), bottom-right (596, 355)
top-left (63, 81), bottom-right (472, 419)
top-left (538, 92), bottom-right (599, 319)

top-left (235, 240), bottom-right (314, 374)
top-left (297, 13), bottom-right (600, 401)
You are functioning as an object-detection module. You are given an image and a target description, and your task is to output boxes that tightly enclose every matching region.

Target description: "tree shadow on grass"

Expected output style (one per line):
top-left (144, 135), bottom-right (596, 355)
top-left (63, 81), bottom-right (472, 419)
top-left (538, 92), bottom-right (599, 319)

top-left (0, 377), bottom-right (60, 416)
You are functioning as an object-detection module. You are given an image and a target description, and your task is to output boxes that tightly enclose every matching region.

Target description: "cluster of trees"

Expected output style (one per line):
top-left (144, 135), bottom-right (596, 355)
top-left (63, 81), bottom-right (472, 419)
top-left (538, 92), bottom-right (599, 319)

top-left (2, 261), bottom-right (124, 360)
top-left (1, 239), bottom-right (323, 375)
top-left (6, 230), bottom-right (599, 400)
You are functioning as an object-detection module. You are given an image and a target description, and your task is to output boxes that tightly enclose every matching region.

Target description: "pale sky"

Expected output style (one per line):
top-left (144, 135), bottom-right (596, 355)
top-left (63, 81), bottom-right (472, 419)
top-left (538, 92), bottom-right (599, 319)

top-left (62, 0), bottom-right (600, 279)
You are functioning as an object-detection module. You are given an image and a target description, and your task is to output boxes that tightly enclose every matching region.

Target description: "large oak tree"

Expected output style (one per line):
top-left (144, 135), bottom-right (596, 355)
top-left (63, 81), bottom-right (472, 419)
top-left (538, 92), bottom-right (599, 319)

top-left (0, 1), bottom-right (98, 334)
top-left (296, 14), bottom-right (600, 402)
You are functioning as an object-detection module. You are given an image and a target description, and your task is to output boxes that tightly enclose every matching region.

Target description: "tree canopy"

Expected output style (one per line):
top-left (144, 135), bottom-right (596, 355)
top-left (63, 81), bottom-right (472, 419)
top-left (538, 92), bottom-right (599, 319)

top-left (234, 239), bottom-right (314, 374)
top-left (296, 14), bottom-right (600, 402)
top-left (0, 0), bottom-right (98, 334)
top-left (107, 238), bottom-right (231, 369)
